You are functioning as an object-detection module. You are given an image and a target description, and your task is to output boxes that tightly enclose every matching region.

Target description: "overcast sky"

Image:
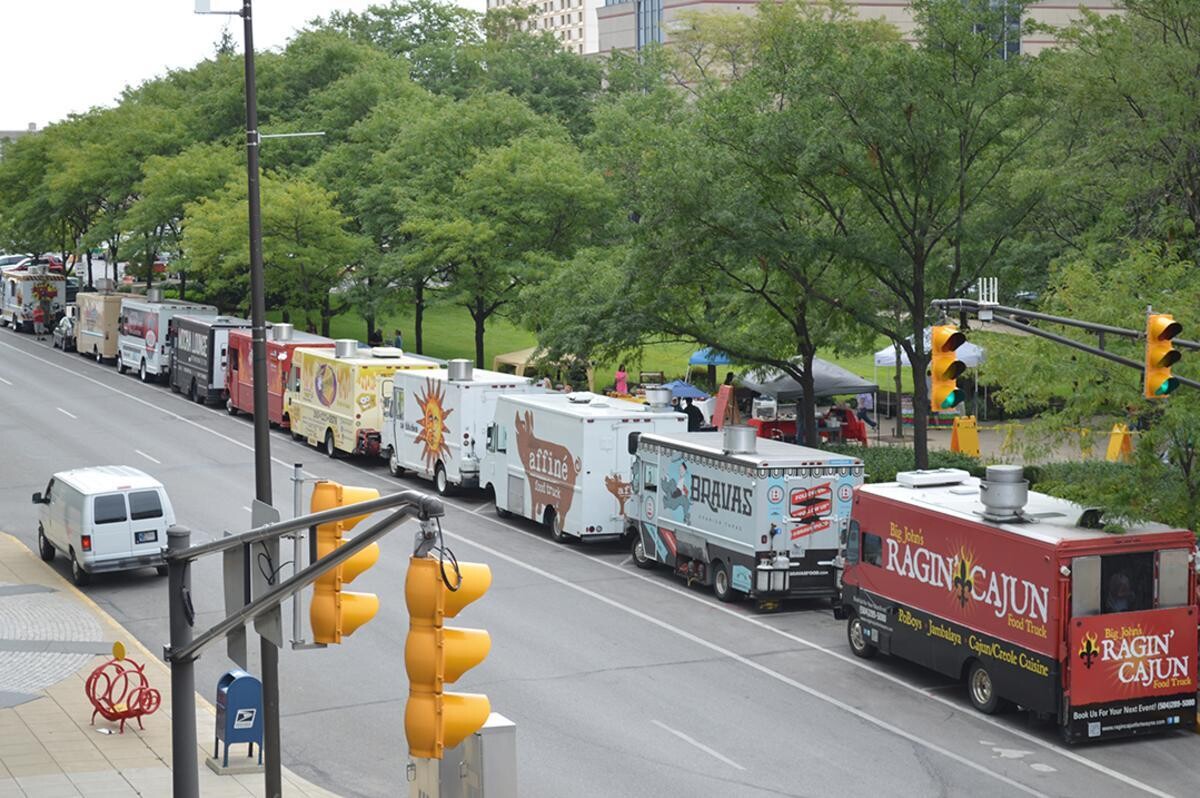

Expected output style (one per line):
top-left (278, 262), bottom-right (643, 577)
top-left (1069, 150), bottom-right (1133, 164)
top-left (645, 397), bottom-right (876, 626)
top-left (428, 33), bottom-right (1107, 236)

top-left (0, 0), bottom-right (486, 132)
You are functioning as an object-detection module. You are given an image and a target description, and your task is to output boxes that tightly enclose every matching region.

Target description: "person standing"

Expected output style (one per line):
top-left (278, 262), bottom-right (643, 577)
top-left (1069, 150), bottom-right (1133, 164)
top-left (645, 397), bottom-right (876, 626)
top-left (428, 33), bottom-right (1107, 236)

top-left (683, 397), bottom-right (705, 431)
top-left (31, 303), bottom-right (46, 340)
top-left (393, 329), bottom-right (403, 349)
top-left (856, 391), bottom-right (878, 429)
top-left (614, 364), bottom-right (628, 395)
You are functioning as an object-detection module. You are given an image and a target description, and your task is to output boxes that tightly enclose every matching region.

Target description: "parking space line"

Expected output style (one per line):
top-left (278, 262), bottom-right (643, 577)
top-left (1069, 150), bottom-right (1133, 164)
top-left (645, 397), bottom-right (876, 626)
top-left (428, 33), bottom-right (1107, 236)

top-left (651, 720), bottom-right (744, 771)
top-left (134, 450), bottom-right (161, 464)
top-left (56, 407), bottom-right (76, 419)
top-left (0, 376), bottom-right (12, 386)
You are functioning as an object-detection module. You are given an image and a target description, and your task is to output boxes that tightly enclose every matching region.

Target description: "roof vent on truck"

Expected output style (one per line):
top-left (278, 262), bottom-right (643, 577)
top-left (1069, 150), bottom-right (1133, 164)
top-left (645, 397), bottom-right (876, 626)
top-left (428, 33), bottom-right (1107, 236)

top-left (370, 346), bottom-right (403, 358)
top-left (722, 425), bottom-right (757, 454)
top-left (566, 392), bottom-right (595, 404)
top-left (334, 339), bottom-right (358, 358)
top-left (643, 386), bottom-right (672, 410)
top-left (272, 323), bottom-right (293, 342)
top-left (146, 287), bottom-right (164, 303)
top-left (896, 468), bottom-right (969, 488)
top-left (978, 464), bottom-right (1029, 523)
top-left (447, 359), bottom-right (473, 382)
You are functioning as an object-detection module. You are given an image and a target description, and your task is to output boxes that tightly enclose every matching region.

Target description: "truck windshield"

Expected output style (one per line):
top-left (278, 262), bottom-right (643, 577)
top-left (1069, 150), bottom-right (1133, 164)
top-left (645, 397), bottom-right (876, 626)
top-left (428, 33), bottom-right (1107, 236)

top-left (1100, 552), bottom-right (1154, 614)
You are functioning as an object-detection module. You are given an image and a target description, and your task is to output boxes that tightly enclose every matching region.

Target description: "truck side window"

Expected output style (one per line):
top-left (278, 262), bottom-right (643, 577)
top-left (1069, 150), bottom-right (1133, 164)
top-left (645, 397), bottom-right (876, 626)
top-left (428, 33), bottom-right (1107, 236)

top-left (289, 366), bottom-right (300, 392)
top-left (643, 463), bottom-right (658, 492)
top-left (393, 387), bottom-right (404, 421)
top-left (44, 479), bottom-right (54, 501)
top-left (1071, 555), bottom-right (1101, 617)
top-left (1101, 552), bottom-right (1154, 613)
top-left (93, 494), bottom-right (128, 525)
top-left (862, 532), bottom-right (882, 568)
top-left (845, 520), bottom-right (861, 564)
top-left (128, 491), bottom-right (163, 520)
top-left (495, 424), bottom-right (507, 453)
top-left (230, 349), bottom-right (239, 371)
top-left (1157, 549), bottom-right (1190, 609)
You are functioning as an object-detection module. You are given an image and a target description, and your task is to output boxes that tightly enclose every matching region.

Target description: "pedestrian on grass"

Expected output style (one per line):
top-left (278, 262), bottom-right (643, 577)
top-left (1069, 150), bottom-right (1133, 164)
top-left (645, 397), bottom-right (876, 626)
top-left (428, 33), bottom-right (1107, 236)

top-left (32, 303), bottom-right (46, 340)
top-left (614, 364), bottom-right (628, 395)
top-left (393, 329), bottom-right (403, 349)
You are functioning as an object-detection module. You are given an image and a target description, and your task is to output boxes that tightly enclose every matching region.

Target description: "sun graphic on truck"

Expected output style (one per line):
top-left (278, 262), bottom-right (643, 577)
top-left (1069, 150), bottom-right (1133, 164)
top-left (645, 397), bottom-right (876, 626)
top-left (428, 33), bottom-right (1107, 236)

top-left (414, 379), bottom-right (453, 469)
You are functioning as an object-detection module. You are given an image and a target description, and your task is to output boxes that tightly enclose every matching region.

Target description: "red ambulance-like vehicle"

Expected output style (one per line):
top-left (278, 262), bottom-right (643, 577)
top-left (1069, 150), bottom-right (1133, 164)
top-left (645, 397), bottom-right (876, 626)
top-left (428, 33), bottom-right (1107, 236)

top-left (841, 466), bottom-right (1197, 743)
top-left (224, 323), bottom-right (334, 428)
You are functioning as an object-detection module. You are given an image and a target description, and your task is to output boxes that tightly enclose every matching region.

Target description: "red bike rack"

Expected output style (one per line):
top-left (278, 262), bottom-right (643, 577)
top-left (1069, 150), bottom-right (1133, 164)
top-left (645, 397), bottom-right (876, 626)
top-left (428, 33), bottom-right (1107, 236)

top-left (84, 644), bottom-right (162, 734)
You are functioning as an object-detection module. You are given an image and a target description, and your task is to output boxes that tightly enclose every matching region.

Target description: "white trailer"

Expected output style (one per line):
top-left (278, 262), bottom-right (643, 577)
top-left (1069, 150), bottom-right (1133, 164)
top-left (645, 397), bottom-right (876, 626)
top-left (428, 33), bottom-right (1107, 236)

top-left (2, 265), bottom-right (65, 331)
top-left (628, 426), bottom-right (864, 610)
top-left (116, 292), bottom-right (217, 383)
top-left (381, 359), bottom-right (542, 495)
top-left (481, 388), bottom-right (686, 542)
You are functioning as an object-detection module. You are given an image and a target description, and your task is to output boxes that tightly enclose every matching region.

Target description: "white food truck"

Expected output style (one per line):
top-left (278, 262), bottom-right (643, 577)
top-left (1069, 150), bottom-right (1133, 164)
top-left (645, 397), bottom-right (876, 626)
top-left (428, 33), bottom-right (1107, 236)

top-left (117, 291), bottom-right (217, 382)
top-left (2, 265), bottom-right (65, 331)
top-left (628, 426), bottom-right (864, 609)
top-left (381, 359), bottom-right (542, 494)
top-left (481, 388), bottom-right (686, 542)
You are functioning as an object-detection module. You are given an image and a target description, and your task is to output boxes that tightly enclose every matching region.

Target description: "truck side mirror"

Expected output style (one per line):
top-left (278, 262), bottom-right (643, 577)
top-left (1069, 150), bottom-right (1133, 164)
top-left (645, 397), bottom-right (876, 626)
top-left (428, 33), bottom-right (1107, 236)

top-left (31, 492), bottom-right (43, 505)
top-left (627, 431), bottom-right (641, 455)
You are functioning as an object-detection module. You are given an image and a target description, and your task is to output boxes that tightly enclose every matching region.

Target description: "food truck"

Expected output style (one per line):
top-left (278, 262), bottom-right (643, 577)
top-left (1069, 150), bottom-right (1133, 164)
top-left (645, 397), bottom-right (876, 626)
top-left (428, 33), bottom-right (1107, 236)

top-left (167, 315), bottom-right (252, 404)
top-left (76, 284), bottom-right (141, 362)
top-left (285, 341), bottom-right (437, 457)
top-left (2, 265), bottom-right (65, 331)
top-left (116, 292), bottom-right (217, 382)
top-left (225, 324), bottom-right (335, 427)
top-left (629, 426), bottom-right (863, 608)
top-left (481, 388), bottom-right (686, 542)
top-left (381, 360), bottom-right (541, 494)
top-left (841, 466), bottom-right (1197, 742)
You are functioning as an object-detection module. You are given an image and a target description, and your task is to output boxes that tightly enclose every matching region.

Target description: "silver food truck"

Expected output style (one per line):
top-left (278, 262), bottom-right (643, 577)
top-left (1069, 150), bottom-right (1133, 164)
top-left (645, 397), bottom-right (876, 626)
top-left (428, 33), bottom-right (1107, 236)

top-left (628, 426), bottom-right (864, 610)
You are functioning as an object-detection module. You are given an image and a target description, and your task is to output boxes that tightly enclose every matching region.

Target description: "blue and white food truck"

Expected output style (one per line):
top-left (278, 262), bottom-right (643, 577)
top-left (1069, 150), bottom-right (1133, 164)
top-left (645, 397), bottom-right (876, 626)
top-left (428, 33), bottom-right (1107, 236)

top-left (627, 426), bottom-right (864, 610)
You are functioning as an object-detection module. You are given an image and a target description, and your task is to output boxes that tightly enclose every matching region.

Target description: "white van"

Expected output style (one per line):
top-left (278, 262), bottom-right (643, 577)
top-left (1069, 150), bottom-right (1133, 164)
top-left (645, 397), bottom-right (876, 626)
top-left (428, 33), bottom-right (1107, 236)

top-left (32, 466), bottom-right (175, 585)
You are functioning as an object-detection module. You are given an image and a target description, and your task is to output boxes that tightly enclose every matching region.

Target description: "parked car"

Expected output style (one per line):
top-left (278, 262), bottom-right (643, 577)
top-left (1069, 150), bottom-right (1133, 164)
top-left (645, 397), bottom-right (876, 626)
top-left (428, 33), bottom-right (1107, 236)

top-left (52, 307), bottom-right (77, 351)
top-left (32, 465), bottom-right (174, 585)
top-left (0, 253), bottom-right (31, 268)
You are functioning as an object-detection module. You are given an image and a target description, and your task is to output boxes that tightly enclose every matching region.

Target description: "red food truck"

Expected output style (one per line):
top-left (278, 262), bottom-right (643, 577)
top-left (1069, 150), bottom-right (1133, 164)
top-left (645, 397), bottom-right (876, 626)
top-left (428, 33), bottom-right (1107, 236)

top-left (841, 466), bottom-right (1197, 743)
top-left (224, 324), bottom-right (334, 428)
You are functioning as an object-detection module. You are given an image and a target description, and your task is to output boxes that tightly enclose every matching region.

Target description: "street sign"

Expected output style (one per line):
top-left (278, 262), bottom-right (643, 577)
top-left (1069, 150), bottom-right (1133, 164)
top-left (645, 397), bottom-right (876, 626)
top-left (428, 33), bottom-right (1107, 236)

top-left (222, 531), bottom-right (248, 669)
top-left (251, 500), bottom-right (283, 648)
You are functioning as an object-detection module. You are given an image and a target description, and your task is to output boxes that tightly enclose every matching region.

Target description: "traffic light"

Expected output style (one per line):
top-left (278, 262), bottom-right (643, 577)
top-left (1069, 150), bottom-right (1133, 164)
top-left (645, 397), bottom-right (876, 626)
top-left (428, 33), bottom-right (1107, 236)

top-left (405, 556), bottom-right (492, 759)
top-left (309, 481), bottom-right (382, 644)
top-left (930, 324), bottom-right (967, 413)
top-left (1144, 313), bottom-right (1182, 399)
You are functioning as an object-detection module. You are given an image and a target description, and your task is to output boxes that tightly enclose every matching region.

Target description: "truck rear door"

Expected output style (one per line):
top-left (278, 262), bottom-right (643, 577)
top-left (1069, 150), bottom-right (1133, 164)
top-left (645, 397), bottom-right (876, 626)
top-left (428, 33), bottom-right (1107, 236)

top-left (127, 489), bottom-right (166, 555)
top-left (89, 494), bottom-right (131, 560)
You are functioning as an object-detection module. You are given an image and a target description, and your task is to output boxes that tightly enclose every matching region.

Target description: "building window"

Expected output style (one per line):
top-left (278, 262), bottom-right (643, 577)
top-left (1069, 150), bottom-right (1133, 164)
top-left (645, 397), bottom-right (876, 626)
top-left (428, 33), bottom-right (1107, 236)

top-left (636, 0), bottom-right (663, 48)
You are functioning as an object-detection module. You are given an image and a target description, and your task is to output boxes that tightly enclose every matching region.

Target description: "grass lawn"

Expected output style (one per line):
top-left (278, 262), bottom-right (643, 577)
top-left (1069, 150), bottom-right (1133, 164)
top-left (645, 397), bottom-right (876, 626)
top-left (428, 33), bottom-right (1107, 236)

top-left (296, 302), bottom-right (915, 393)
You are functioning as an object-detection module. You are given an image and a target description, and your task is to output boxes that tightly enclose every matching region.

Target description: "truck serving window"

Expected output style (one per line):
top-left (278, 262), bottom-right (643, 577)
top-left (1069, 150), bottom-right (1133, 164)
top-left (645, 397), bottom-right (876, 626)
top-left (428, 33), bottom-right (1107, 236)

top-left (128, 491), bottom-right (163, 520)
top-left (862, 532), bottom-right (883, 568)
top-left (93, 494), bottom-right (128, 525)
top-left (643, 463), bottom-right (658, 492)
top-left (1101, 552), bottom-right (1154, 614)
top-left (1157, 549), bottom-right (1190, 608)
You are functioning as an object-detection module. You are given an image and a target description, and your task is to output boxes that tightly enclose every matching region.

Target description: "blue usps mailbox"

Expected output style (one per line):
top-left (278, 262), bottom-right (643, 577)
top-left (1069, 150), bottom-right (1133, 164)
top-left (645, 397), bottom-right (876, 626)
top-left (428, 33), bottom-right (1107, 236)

top-left (214, 669), bottom-right (263, 767)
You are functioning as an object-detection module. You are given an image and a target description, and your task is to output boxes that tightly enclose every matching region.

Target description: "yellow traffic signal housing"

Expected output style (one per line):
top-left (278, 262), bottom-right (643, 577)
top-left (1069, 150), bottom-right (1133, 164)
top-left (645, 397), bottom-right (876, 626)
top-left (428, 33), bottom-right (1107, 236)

top-left (930, 324), bottom-right (967, 413)
top-left (405, 557), bottom-right (492, 760)
top-left (1144, 313), bottom-right (1182, 399)
top-left (309, 481), bottom-right (382, 644)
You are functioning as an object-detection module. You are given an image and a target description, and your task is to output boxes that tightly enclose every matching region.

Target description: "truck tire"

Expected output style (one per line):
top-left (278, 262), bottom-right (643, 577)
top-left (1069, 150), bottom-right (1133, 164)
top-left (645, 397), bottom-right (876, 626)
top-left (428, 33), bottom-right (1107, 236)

top-left (156, 565), bottom-right (169, 577)
top-left (226, 398), bottom-right (238, 416)
top-left (967, 661), bottom-right (1002, 715)
top-left (186, 380), bottom-right (196, 401)
top-left (545, 508), bottom-right (567, 543)
top-left (434, 463), bottom-right (451, 496)
top-left (847, 613), bottom-right (878, 659)
top-left (712, 560), bottom-right (738, 602)
top-left (118, 358), bottom-right (127, 374)
top-left (139, 360), bottom-right (148, 383)
top-left (38, 526), bottom-right (55, 563)
top-left (95, 348), bottom-right (102, 363)
top-left (631, 531), bottom-right (655, 569)
top-left (70, 550), bottom-right (90, 587)
top-left (388, 448), bottom-right (404, 478)
top-left (193, 381), bottom-right (206, 404)
top-left (324, 430), bottom-right (338, 458)
top-left (492, 491), bottom-right (511, 519)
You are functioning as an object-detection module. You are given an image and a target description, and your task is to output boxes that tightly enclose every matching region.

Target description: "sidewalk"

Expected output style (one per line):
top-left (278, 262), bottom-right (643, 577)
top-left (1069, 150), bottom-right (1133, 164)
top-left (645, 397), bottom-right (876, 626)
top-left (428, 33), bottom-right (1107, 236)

top-left (0, 533), bottom-right (340, 798)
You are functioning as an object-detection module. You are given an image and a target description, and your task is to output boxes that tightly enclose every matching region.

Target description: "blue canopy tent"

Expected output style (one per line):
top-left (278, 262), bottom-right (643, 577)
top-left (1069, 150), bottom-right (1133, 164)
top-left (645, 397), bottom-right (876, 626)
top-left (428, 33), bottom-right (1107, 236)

top-left (662, 380), bottom-right (709, 400)
top-left (688, 348), bottom-right (732, 391)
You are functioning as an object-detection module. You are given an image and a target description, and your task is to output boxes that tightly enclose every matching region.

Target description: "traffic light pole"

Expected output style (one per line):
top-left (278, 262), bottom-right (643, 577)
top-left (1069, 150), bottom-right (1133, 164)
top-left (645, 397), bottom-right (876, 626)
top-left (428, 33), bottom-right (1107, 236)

top-left (165, 491), bottom-right (444, 797)
top-left (932, 299), bottom-right (1200, 392)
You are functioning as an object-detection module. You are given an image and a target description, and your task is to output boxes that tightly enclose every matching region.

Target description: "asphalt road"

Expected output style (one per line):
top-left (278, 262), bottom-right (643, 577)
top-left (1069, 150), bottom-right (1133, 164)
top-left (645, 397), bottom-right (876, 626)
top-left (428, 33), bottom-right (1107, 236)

top-left (0, 328), bottom-right (1197, 798)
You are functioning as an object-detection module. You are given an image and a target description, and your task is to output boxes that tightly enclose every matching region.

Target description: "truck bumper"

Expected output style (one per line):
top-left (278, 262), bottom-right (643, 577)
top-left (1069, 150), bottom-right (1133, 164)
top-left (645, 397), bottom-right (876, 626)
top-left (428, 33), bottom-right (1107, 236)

top-left (84, 552), bottom-right (166, 574)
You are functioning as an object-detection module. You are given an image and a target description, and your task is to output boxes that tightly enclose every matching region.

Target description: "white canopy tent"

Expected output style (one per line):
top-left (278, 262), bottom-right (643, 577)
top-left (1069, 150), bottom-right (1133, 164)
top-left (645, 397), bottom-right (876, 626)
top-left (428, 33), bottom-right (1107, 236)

top-left (873, 328), bottom-right (986, 368)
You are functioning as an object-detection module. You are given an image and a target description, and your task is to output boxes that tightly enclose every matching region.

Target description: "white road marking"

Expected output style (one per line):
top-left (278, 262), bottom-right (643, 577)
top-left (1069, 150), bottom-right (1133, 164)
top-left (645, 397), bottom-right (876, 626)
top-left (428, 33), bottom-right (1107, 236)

top-left (444, 529), bottom-right (1046, 798)
top-left (242, 506), bottom-right (252, 513)
top-left (458, 507), bottom-right (1174, 798)
top-left (135, 450), bottom-right (161, 464)
top-left (56, 407), bottom-right (77, 419)
top-left (619, 556), bottom-right (632, 567)
top-left (3, 336), bottom-right (1172, 798)
top-left (0, 376), bottom-right (12, 386)
top-left (651, 720), bottom-right (745, 771)
top-left (1031, 763), bottom-right (1057, 774)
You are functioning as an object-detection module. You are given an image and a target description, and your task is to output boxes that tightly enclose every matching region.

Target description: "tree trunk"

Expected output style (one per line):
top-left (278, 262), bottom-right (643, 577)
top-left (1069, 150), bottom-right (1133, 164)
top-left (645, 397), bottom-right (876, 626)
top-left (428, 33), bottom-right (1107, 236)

top-left (473, 297), bottom-right (486, 368)
top-left (893, 342), bottom-right (904, 438)
top-left (414, 279), bottom-right (425, 354)
top-left (85, 250), bottom-right (94, 289)
top-left (798, 349), bottom-right (818, 447)
top-left (910, 259), bottom-right (929, 469)
top-left (321, 296), bottom-right (332, 337)
top-left (366, 315), bottom-right (376, 342)
top-left (179, 270), bottom-right (186, 301)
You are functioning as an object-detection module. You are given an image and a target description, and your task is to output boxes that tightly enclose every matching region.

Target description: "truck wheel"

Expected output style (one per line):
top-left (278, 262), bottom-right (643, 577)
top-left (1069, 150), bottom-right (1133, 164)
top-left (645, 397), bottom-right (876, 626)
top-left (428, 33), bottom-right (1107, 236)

top-left (139, 360), bottom-right (148, 383)
top-left (434, 463), bottom-right (451, 496)
top-left (631, 532), bottom-right (654, 569)
top-left (193, 381), bottom-right (206, 404)
top-left (388, 448), bottom-right (404, 477)
top-left (95, 348), bottom-right (102, 363)
top-left (712, 560), bottom-right (738, 602)
top-left (226, 398), bottom-right (237, 416)
top-left (847, 614), bottom-right (878, 659)
top-left (493, 493), bottom-right (511, 519)
top-left (37, 526), bottom-right (55, 563)
top-left (156, 565), bottom-right (169, 577)
top-left (117, 359), bottom-right (127, 374)
top-left (186, 380), bottom-right (196, 401)
top-left (324, 430), bottom-right (338, 458)
top-left (967, 661), bottom-right (1002, 715)
top-left (70, 550), bottom-right (90, 587)
top-left (545, 508), bottom-right (567, 543)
